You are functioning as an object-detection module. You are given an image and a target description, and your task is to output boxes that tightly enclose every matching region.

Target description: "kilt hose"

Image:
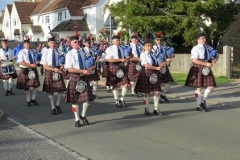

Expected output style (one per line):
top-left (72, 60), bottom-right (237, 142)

top-left (135, 69), bottom-right (161, 93)
top-left (42, 70), bottom-right (66, 93)
top-left (185, 63), bottom-right (216, 88)
top-left (16, 68), bottom-right (40, 90)
top-left (87, 69), bottom-right (100, 81)
top-left (0, 64), bottom-right (18, 80)
top-left (106, 63), bottom-right (129, 87)
top-left (102, 62), bottom-right (109, 78)
top-left (160, 66), bottom-right (174, 83)
top-left (64, 73), bottom-right (94, 104)
top-left (127, 61), bottom-right (140, 82)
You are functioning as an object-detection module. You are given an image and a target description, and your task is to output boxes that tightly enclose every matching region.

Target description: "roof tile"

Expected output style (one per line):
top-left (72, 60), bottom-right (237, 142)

top-left (14, 2), bottom-right (38, 24)
top-left (52, 19), bottom-right (89, 32)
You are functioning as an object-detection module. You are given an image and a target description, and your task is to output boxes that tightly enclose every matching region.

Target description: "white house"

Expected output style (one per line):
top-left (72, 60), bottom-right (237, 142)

top-left (2, 4), bottom-right (13, 39)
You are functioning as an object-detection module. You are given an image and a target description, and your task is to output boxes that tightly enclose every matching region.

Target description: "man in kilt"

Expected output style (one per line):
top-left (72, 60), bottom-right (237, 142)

top-left (152, 33), bottom-right (174, 103)
top-left (105, 35), bottom-right (129, 108)
top-left (135, 43), bottom-right (165, 116)
top-left (83, 39), bottom-right (100, 99)
top-left (185, 32), bottom-right (218, 112)
top-left (0, 39), bottom-right (18, 96)
top-left (16, 39), bottom-right (40, 106)
top-left (64, 36), bottom-right (94, 127)
top-left (124, 35), bottom-right (143, 97)
top-left (40, 37), bottom-right (66, 115)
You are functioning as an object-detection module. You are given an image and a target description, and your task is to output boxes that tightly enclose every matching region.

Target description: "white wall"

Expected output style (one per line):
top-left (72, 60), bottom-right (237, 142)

top-left (11, 3), bottom-right (22, 39)
top-left (2, 6), bottom-right (11, 39)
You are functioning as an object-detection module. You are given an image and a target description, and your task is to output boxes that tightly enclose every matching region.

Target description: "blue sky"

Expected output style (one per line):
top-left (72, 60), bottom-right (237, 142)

top-left (0, 0), bottom-right (21, 10)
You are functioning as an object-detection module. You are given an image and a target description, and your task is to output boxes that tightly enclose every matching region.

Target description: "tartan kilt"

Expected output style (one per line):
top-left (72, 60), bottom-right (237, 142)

top-left (135, 69), bottom-right (161, 93)
top-left (42, 70), bottom-right (66, 93)
top-left (106, 63), bottom-right (129, 87)
top-left (160, 66), bottom-right (174, 83)
top-left (16, 68), bottom-right (40, 90)
top-left (185, 63), bottom-right (216, 88)
top-left (64, 73), bottom-right (94, 104)
top-left (0, 64), bottom-right (18, 80)
top-left (102, 62), bottom-right (109, 78)
top-left (62, 70), bottom-right (70, 80)
top-left (127, 61), bottom-right (140, 82)
top-left (87, 69), bottom-right (100, 81)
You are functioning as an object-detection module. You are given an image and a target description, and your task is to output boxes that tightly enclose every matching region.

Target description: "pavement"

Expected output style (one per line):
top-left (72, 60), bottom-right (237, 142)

top-left (0, 67), bottom-right (240, 160)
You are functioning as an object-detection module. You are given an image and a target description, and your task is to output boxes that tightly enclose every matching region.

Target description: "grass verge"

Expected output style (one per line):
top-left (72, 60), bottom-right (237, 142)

top-left (171, 73), bottom-right (230, 85)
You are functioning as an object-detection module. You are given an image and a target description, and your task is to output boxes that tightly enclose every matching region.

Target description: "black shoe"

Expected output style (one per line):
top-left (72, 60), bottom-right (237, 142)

top-left (52, 109), bottom-right (58, 115)
top-left (161, 94), bottom-right (170, 102)
top-left (31, 99), bottom-right (39, 105)
top-left (75, 120), bottom-right (81, 127)
top-left (80, 115), bottom-right (89, 125)
top-left (201, 100), bottom-right (208, 112)
top-left (116, 103), bottom-right (122, 108)
top-left (120, 99), bottom-right (127, 107)
top-left (27, 101), bottom-right (31, 107)
top-left (159, 98), bottom-right (163, 103)
top-left (56, 105), bottom-right (62, 113)
top-left (107, 89), bottom-right (112, 93)
top-left (8, 89), bottom-right (14, 95)
top-left (5, 90), bottom-right (8, 96)
top-left (145, 108), bottom-right (151, 116)
top-left (153, 109), bottom-right (163, 116)
top-left (132, 93), bottom-right (137, 97)
top-left (137, 92), bottom-right (143, 97)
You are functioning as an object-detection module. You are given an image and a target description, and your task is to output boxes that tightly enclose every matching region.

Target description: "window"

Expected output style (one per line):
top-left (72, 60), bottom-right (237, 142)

top-left (14, 19), bottom-right (17, 26)
top-left (6, 21), bottom-right (8, 27)
top-left (64, 11), bottom-right (66, 19)
top-left (58, 12), bottom-right (62, 22)
top-left (42, 17), bottom-right (44, 23)
top-left (45, 16), bottom-right (49, 24)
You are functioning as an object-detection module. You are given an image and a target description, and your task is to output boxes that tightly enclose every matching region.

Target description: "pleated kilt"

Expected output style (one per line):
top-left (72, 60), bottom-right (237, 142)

top-left (16, 68), bottom-right (40, 90)
top-left (64, 73), bottom-right (94, 104)
top-left (87, 69), bottom-right (100, 81)
top-left (127, 61), bottom-right (140, 82)
top-left (185, 62), bottom-right (216, 88)
top-left (135, 69), bottom-right (161, 93)
top-left (102, 62), bottom-right (109, 78)
top-left (160, 66), bottom-right (174, 83)
top-left (0, 63), bottom-right (18, 80)
top-left (106, 63), bottom-right (129, 87)
top-left (42, 70), bottom-right (66, 93)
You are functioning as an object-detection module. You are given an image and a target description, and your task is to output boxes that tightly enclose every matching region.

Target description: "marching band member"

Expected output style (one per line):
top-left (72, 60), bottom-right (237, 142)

top-left (0, 39), bottom-right (18, 96)
top-left (105, 34), bottom-right (129, 108)
top-left (83, 39), bottom-right (100, 99)
top-left (125, 35), bottom-right (143, 97)
top-left (64, 36), bottom-right (94, 127)
top-left (152, 32), bottom-right (174, 103)
top-left (40, 37), bottom-right (66, 115)
top-left (135, 42), bottom-right (165, 116)
top-left (185, 32), bottom-right (219, 112)
top-left (16, 39), bottom-right (40, 106)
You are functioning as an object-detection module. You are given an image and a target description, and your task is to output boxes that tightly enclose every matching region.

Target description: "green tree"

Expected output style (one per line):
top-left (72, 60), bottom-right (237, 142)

top-left (107, 0), bottom-right (240, 50)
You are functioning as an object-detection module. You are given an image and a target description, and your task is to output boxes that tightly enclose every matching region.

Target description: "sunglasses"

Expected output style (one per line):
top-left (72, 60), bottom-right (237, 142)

top-left (156, 39), bottom-right (161, 41)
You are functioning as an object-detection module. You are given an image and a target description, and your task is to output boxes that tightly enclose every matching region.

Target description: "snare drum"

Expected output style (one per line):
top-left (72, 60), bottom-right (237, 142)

top-left (1, 62), bottom-right (15, 75)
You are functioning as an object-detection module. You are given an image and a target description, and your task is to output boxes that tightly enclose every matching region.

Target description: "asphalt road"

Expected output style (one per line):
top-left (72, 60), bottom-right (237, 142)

top-left (0, 72), bottom-right (240, 160)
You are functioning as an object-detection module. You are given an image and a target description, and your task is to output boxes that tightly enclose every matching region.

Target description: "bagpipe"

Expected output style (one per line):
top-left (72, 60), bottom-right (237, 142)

top-left (48, 26), bottom-right (55, 38)
top-left (31, 49), bottom-right (42, 63)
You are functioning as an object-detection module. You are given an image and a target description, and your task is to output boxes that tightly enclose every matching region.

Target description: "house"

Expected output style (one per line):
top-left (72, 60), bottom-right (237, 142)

top-left (39, 0), bottom-right (90, 40)
top-left (0, 10), bottom-right (5, 38)
top-left (9, 1), bottom-right (38, 41)
top-left (2, 4), bottom-right (13, 39)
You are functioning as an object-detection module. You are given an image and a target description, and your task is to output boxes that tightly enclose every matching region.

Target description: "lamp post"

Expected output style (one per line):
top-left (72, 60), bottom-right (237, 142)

top-left (109, 14), bottom-right (112, 45)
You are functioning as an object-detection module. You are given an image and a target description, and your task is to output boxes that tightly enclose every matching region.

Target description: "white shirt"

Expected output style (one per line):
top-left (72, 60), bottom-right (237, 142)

top-left (40, 48), bottom-right (61, 67)
top-left (64, 48), bottom-right (86, 70)
top-left (129, 43), bottom-right (142, 58)
top-left (18, 49), bottom-right (35, 68)
top-left (140, 51), bottom-right (157, 66)
top-left (191, 44), bottom-right (209, 60)
top-left (105, 45), bottom-right (124, 59)
top-left (0, 48), bottom-right (14, 61)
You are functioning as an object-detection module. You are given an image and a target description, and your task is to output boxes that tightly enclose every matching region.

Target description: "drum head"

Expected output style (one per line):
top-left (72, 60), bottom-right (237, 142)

top-left (149, 73), bottom-right (158, 84)
top-left (28, 71), bottom-right (36, 80)
top-left (202, 67), bottom-right (210, 76)
top-left (52, 72), bottom-right (61, 81)
top-left (75, 81), bottom-right (87, 92)
top-left (161, 66), bottom-right (166, 74)
top-left (116, 69), bottom-right (124, 78)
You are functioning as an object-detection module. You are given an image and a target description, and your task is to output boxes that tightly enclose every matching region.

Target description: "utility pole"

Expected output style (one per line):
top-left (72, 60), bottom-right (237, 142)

top-left (124, 0), bottom-right (128, 44)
